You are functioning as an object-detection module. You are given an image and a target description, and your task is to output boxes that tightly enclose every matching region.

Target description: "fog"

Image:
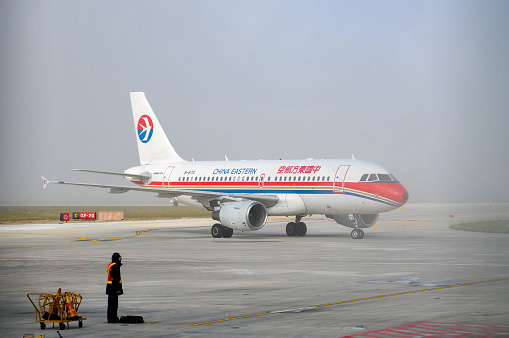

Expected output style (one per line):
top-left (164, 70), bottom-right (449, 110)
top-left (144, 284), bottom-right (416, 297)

top-left (1, 0), bottom-right (508, 205)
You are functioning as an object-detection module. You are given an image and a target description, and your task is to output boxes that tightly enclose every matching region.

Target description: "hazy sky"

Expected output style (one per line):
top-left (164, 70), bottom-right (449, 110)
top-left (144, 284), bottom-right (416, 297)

top-left (1, 0), bottom-right (508, 205)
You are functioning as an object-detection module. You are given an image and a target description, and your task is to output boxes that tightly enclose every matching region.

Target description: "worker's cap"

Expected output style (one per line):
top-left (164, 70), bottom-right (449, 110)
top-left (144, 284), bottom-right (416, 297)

top-left (112, 252), bottom-right (122, 262)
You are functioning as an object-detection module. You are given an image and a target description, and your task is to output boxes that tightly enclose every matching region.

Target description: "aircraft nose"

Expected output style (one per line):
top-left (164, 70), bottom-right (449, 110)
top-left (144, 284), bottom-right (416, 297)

top-left (374, 182), bottom-right (408, 206)
top-left (398, 184), bottom-right (409, 205)
top-left (402, 190), bottom-right (409, 202)
top-left (389, 183), bottom-right (409, 205)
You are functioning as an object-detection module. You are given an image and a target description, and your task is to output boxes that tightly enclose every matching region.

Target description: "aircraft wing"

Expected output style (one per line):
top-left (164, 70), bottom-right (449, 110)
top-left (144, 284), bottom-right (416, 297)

top-left (41, 176), bottom-right (279, 208)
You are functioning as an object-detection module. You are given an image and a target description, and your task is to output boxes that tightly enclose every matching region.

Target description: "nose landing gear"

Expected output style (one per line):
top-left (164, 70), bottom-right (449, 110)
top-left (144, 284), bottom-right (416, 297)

top-left (350, 214), bottom-right (365, 239)
top-left (351, 228), bottom-right (364, 239)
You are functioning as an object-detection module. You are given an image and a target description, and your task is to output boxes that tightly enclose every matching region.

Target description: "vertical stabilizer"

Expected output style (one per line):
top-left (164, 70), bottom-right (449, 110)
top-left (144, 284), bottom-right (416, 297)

top-left (130, 92), bottom-right (185, 165)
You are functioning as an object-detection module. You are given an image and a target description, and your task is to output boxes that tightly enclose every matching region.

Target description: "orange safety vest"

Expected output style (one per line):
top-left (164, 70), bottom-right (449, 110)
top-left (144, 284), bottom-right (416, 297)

top-left (106, 262), bottom-right (122, 285)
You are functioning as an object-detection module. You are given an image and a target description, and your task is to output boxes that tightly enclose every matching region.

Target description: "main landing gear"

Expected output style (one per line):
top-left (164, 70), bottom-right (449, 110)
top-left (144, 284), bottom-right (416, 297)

top-left (211, 224), bottom-right (233, 238)
top-left (286, 216), bottom-right (307, 237)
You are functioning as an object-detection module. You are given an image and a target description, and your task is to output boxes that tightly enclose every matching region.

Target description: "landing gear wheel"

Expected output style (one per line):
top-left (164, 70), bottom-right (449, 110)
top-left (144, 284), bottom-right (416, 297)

top-left (351, 228), bottom-right (364, 239)
top-left (40, 322), bottom-right (46, 330)
top-left (59, 322), bottom-right (66, 330)
top-left (351, 229), bottom-right (357, 239)
top-left (211, 223), bottom-right (224, 238)
top-left (286, 222), bottom-right (297, 236)
top-left (79, 320), bottom-right (83, 328)
top-left (296, 222), bottom-right (307, 236)
top-left (222, 226), bottom-right (233, 238)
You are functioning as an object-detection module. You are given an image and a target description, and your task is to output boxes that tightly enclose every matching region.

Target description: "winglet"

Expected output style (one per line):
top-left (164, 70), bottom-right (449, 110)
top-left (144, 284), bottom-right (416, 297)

top-left (41, 176), bottom-right (50, 189)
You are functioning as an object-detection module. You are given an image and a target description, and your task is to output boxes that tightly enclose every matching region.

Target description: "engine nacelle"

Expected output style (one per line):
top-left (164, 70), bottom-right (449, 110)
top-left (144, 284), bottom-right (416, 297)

top-left (212, 201), bottom-right (268, 231)
top-left (326, 213), bottom-right (379, 229)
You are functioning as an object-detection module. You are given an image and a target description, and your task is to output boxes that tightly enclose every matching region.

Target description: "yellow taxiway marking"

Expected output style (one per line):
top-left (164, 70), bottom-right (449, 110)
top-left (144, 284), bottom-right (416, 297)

top-left (2, 223), bottom-right (209, 243)
top-left (77, 228), bottom-right (157, 241)
top-left (189, 277), bottom-right (509, 326)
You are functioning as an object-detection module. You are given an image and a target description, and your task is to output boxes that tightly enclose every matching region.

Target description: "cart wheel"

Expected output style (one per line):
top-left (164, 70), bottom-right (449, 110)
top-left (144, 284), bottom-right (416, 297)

top-left (59, 322), bottom-right (66, 330)
top-left (79, 320), bottom-right (83, 328)
top-left (40, 322), bottom-right (46, 330)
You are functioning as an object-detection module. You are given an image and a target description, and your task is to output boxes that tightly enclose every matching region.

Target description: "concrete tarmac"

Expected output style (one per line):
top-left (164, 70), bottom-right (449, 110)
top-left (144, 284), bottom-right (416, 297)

top-left (1, 202), bottom-right (509, 337)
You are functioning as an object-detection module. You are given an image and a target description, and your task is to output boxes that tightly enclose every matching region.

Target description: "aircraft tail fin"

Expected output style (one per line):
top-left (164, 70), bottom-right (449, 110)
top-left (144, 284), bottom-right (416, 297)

top-left (130, 92), bottom-right (185, 165)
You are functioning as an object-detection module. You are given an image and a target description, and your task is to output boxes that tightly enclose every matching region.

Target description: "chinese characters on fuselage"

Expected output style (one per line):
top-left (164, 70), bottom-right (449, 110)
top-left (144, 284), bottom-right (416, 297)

top-left (276, 165), bottom-right (321, 174)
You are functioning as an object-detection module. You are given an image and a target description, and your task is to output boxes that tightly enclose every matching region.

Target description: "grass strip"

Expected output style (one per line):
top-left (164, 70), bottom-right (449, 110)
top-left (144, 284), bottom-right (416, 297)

top-left (450, 220), bottom-right (509, 233)
top-left (0, 206), bottom-right (210, 224)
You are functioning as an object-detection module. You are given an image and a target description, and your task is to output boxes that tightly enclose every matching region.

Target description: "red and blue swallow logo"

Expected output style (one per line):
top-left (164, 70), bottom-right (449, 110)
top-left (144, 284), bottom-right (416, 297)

top-left (137, 115), bottom-right (154, 143)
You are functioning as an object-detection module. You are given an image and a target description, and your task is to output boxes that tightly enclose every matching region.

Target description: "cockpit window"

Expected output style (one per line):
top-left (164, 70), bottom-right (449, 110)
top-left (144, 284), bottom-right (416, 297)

top-left (360, 173), bottom-right (398, 182)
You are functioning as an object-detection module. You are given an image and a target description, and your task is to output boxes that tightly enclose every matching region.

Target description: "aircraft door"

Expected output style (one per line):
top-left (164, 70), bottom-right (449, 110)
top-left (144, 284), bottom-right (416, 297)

top-left (333, 165), bottom-right (350, 193)
top-left (258, 173), bottom-right (265, 188)
top-left (163, 166), bottom-right (175, 188)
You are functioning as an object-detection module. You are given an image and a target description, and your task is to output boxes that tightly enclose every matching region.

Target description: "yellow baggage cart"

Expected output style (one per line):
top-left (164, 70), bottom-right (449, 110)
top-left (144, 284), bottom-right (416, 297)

top-left (27, 292), bottom-right (86, 330)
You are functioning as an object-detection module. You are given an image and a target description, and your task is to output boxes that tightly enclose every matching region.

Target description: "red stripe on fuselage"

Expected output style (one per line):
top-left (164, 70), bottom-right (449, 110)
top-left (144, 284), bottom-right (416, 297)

top-left (131, 180), bottom-right (407, 204)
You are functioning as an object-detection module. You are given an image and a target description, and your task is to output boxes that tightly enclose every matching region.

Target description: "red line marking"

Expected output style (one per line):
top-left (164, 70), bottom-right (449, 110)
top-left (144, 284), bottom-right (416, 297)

top-left (342, 322), bottom-right (421, 337)
top-left (418, 322), bottom-right (509, 332)
top-left (391, 327), bottom-right (439, 335)
top-left (345, 322), bottom-right (509, 337)
top-left (415, 323), bottom-right (506, 336)
top-left (383, 329), bottom-right (417, 337)
top-left (409, 325), bottom-right (486, 337)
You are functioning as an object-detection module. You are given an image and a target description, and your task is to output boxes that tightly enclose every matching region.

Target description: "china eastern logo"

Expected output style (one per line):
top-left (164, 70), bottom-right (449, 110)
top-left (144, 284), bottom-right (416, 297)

top-left (137, 115), bottom-right (154, 143)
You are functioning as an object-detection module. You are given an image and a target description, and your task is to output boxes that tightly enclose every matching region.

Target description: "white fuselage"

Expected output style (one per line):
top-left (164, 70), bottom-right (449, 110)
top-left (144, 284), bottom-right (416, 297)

top-left (125, 158), bottom-right (408, 216)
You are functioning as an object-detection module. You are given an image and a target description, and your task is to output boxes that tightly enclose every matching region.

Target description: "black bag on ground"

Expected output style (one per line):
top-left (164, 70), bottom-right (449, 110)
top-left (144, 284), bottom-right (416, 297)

top-left (118, 315), bottom-right (144, 324)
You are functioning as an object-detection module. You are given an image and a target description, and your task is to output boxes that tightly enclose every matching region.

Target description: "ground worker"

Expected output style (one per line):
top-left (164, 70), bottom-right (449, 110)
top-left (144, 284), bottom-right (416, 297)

top-left (106, 252), bottom-right (123, 323)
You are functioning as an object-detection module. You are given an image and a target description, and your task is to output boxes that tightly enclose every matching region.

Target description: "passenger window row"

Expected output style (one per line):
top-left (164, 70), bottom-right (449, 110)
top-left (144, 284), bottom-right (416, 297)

top-left (176, 176), bottom-right (332, 182)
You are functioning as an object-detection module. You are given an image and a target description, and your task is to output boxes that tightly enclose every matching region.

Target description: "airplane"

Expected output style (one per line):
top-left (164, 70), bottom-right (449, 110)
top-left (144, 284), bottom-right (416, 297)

top-left (42, 92), bottom-right (408, 239)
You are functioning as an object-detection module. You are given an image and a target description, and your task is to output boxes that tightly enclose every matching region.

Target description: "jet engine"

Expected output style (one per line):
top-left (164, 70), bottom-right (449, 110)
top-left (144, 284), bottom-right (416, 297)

top-left (326, 213), bottom-right (379, 229)
top-left (212, 201), bottom-right (268, 231)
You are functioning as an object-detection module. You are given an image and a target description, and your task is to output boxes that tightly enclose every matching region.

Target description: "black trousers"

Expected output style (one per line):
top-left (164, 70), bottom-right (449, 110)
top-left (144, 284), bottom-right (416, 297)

top-left (107, 295), bottom-right (119, 323)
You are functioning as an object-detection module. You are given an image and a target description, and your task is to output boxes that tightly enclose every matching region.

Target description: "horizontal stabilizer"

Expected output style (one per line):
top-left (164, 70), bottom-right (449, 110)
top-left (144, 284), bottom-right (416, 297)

top-left (71, 169), bottom-right (151, 181)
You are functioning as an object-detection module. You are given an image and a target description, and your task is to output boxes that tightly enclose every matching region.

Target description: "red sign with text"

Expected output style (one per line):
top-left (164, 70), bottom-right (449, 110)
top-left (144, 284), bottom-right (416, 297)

top-left (79, 212), bottom-right (96, 220)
